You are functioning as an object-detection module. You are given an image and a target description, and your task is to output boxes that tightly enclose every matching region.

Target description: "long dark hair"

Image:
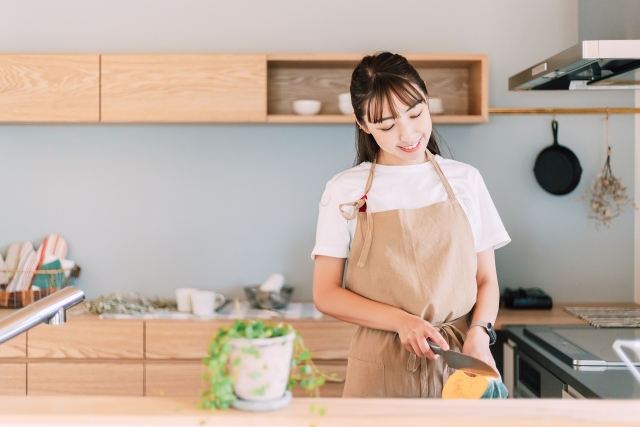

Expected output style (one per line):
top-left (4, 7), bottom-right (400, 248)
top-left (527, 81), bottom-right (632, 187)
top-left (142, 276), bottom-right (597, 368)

top-left (350, 52), bottom-right (443, 164)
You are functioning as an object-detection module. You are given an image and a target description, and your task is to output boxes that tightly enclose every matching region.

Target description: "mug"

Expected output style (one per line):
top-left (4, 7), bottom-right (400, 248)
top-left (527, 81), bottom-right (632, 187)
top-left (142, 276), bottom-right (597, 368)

top-left (175, 288), bottom-right (199, 312)
top-left (613, 339), bottom-right (640, 384)
top-left (191, 290), bottom-right (226, 316)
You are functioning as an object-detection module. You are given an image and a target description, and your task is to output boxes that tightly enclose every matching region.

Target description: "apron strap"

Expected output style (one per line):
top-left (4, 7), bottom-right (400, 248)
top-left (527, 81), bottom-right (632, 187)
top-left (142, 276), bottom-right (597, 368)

top-left (426, 150), bottom-right (456, 201)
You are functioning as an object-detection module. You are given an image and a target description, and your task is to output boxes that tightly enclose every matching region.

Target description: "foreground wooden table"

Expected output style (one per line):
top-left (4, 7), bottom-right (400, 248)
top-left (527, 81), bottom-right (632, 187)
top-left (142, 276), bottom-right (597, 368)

top-left (0, 396), bottom-right (638, 426)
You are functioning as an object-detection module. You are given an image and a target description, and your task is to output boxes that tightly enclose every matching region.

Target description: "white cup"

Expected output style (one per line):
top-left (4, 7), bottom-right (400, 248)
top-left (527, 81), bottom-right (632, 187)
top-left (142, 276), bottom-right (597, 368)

top-left (428, 97), bottom-right (444, 114)
top-left (191, 290), bottom-right (226, 316)
top-left (338, 92), bottom-right (353, 115)
top-left (175, 288), bottom-right (199, 312)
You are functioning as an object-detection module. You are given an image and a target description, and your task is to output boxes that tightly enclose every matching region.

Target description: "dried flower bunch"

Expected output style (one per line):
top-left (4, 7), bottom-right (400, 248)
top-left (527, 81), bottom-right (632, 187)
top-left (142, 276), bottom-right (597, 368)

top-left (85, 291), bottom-right (177, 314)
top-left (583, 114), bottom-right (634, 229)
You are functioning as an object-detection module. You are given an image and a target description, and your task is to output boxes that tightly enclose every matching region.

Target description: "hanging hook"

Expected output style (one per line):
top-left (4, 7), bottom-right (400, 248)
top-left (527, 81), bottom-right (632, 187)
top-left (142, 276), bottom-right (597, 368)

top-left (552, 111), bottom-right (556, 122)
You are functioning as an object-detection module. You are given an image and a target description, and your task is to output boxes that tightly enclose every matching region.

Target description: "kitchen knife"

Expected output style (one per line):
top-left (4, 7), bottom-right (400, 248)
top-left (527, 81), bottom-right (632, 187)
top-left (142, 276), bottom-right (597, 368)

top-left (428, 340), bottom-right (500, 378)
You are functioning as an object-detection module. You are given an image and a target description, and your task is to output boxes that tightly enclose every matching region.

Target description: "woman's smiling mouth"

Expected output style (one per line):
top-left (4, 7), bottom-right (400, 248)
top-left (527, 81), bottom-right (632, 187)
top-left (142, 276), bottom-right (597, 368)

top-left (398, 137), bottom-right (421, 153)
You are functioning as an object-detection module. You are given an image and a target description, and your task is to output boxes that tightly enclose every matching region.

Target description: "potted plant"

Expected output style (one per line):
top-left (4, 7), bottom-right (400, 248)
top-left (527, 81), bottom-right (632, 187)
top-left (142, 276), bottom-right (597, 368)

top-left (199, 319), bottom-right (335, 410)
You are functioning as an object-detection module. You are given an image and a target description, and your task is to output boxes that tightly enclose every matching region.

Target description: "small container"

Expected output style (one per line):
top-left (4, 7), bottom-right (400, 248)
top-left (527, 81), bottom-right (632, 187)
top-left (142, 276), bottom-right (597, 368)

top-left (244, 284), bottom-right (294, 309)
top-left (292, 100), bottom-right (321, 115)
top-left (338, 92), bottom-right (353, 115)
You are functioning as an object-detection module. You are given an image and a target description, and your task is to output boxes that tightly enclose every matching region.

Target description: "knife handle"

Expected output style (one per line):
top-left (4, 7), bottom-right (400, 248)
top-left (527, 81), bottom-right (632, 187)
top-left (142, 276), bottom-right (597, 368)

top-left (427, 339), bottom-right (444, 356)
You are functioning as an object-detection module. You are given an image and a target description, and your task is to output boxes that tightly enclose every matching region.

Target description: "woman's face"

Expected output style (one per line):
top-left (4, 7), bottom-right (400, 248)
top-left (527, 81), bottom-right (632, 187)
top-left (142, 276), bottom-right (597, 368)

top-left (360, 92), bottom-right (432, 166)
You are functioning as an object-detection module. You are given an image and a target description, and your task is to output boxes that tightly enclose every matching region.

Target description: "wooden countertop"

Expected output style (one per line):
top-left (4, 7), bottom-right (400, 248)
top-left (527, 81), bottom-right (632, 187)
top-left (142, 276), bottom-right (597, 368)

top-left (0, 396), bottom-right (638, 426)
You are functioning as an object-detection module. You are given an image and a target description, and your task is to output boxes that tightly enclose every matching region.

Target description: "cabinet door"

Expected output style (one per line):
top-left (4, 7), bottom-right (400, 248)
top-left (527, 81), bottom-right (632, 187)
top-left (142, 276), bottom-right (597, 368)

top-left (0, 54), bottom-right (99, 122)
top-left (0, 363), bottom-right (26, 395)
top-left (28, 362), bottom-right (143, 396)
top-left (28, 320), bottom-right (143, 359)
top-left (101, 54), bottom-right (267, 122)
top-left (145, 361), bottom-right (207, 397)
top-left (0, 333), bottom-right (26, 358)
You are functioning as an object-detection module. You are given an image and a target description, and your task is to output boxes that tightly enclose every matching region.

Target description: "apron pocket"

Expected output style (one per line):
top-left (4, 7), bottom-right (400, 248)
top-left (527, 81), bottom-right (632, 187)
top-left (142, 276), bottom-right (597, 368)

top-left (342, 356), bottom-right (385, 398)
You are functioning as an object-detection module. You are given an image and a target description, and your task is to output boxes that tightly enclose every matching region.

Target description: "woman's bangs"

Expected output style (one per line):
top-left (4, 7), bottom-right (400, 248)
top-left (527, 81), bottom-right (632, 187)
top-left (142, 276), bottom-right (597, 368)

top-left (366, 77), bottom-right (425, 124)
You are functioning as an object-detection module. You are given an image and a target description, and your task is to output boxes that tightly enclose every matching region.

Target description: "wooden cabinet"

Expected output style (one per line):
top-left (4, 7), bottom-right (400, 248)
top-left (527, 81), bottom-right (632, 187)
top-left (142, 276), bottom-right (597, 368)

top-left (145, 361), bottom-right (207, 398)
top-left (100, 54), bottom-right (267, 122)
top-left (0, 363), bottom-right (26, 395)
top-left (28, 320), bottom-right (143, 359)
top-left (0, 333), bottom-right (26, 358)
top-left (267, 54), bottom-right (488, 124)
top-left (0, 53), bottom-right (486, 124)
top-left (28, 362), bottom-right (143, 396)
top-left (0, 54), bottom-right (99, 122)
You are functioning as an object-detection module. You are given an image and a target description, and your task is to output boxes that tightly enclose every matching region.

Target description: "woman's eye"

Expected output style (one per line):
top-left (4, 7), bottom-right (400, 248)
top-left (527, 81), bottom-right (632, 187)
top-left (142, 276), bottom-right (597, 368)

top-left (381, 125), bottom-right (394, 131)
top-left (410, 111), bottom-right (422, 119)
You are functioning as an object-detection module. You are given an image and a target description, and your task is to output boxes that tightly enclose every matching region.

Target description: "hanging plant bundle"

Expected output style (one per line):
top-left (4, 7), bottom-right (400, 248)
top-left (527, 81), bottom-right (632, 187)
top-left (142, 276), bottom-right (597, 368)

top-left (584, 114), bottom-right (634, 229)
top-left (586, 147), bottom-right (631, 229)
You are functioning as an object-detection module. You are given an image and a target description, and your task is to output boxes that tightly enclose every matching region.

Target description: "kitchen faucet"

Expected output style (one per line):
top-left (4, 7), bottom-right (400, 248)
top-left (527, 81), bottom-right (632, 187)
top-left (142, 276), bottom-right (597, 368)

top-left (0, 286), bottom-right (85, 345)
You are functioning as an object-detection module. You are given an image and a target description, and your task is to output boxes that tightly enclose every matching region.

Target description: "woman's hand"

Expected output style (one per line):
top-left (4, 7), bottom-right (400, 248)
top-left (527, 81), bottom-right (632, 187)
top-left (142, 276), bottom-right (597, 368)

top-left (396, 314), bottom-right (450, 360)
top-left (462, 327), bottom-right (499, 376)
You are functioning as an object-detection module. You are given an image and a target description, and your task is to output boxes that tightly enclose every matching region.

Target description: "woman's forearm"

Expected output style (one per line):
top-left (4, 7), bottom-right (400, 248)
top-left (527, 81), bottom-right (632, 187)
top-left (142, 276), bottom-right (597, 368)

top-left (315, 285), bottom-right (413, 334)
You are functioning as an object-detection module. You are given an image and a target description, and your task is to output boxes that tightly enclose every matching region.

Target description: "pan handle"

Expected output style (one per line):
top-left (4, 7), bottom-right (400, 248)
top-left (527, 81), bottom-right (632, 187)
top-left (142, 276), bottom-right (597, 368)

top-left (552, 120), bottom-right (559, 146)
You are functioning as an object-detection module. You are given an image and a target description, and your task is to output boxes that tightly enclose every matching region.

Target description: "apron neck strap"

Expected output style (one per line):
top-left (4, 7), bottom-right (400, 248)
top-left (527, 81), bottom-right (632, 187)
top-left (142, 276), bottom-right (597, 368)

top-left (426, 150), bottom-right (456, 201)
top-left (363, 155), bottom-right (377, 196)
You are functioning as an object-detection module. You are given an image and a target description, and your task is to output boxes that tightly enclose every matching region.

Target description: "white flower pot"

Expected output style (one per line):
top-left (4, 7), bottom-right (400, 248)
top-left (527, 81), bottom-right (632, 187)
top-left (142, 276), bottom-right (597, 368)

top-left (227, 332), bottom-right (296, 401)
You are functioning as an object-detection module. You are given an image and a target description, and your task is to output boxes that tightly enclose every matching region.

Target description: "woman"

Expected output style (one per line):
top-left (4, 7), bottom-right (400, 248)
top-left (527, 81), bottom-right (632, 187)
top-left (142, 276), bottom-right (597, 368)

top-left (311, 52), bottom-right (510, 398)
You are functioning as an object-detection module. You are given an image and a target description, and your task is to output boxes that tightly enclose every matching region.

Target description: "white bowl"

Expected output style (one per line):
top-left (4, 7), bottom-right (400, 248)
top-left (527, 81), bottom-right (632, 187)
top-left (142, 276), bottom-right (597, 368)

top-left (293, 100), bottom-right (322, 115)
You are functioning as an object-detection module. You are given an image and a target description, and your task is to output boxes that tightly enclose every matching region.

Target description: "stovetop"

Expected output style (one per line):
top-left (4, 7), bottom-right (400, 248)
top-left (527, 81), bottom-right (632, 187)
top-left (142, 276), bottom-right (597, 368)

top-left (524, 325), bottom-right (640, 368)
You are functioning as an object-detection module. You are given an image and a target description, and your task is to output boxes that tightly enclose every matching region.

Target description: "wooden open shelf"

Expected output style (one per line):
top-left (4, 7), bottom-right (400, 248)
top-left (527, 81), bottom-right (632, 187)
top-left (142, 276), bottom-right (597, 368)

top-left (0, 54), bottom-right (488, 124)
top-left (267, 54), bottom-right (488, 124)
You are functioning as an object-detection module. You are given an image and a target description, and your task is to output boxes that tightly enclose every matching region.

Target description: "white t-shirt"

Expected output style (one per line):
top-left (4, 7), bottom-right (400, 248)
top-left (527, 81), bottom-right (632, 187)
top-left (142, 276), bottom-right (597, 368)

top-left (311, 155), bottom-right (510, 260)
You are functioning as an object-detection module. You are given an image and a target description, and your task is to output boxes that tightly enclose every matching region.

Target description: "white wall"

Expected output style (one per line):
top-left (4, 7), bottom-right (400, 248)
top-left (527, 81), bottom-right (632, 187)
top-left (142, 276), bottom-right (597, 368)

top-left (0, 0), bottom-right (636, 302)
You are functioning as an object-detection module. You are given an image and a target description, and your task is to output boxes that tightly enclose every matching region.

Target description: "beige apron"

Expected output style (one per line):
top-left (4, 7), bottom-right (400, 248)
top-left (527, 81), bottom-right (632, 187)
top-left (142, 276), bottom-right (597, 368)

top-left (339, 150), bottom-right (478, 398)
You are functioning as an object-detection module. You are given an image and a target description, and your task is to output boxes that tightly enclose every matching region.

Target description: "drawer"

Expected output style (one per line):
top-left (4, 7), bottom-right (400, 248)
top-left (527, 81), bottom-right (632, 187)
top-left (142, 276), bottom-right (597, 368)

top-left (145, 361), bottom-right (207, 398)
top-left (28, 320), bottom-right (143, 358)
top-left (0, 363), bottom-right (26, 395)
top-left (145, 319), bottom-right (356, 360)
top-left (28, 362), bottom-right (143, 396)
top-left (291, 360), bottom-right (347, 398)
top-left (145, 359), bottom-right (347, 398)
top-left (0, 333), bottom-right (26, 358)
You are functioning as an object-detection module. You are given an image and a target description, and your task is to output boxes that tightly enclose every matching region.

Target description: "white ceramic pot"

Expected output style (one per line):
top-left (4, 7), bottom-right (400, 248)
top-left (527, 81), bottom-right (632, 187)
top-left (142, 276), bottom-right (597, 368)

top-left (292, 100), bottom-right (321, 115)
top-left (228, 332), bottom-right (296, 401)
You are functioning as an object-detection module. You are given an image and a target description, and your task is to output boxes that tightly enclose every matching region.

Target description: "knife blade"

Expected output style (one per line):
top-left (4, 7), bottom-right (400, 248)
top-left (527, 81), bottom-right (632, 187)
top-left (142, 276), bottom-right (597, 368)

top-left (427, 340), bottom-right (500, 378)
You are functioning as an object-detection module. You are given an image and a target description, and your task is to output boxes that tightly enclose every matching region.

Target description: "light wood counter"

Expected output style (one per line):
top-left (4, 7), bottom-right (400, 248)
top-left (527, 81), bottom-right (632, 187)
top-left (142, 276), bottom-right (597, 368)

top-left (0, 396), bottom-right (638, 426)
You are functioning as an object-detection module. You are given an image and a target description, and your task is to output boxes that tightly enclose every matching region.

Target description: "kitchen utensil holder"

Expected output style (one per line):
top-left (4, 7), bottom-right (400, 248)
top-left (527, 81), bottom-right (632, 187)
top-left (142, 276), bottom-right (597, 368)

top-left (0, 266), bottom-right (81, 308)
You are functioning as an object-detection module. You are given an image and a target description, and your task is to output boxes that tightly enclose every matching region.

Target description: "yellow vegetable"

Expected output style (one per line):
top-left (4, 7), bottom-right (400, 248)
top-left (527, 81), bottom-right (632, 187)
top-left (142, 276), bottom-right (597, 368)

top-left (442, 370), bottom-right (489, 399)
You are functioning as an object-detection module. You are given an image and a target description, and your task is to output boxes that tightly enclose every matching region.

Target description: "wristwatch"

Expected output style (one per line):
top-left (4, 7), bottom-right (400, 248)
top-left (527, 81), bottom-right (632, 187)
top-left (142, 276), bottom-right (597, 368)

top-left (469, 321), bottom-right (497, 345)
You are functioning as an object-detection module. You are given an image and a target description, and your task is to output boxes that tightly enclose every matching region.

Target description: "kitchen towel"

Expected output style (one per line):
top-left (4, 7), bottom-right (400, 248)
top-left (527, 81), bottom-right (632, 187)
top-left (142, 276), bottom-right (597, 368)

top-left (35, 234), bottom-right (68, 269)
top-left (3, 242), bottom-right (23, 283)
top-left (0, 253), bottom-right (8, 285)
top-left (32, 256), bottom-right (66, 290)
top-left (7, 242), bottom-right (41, 292)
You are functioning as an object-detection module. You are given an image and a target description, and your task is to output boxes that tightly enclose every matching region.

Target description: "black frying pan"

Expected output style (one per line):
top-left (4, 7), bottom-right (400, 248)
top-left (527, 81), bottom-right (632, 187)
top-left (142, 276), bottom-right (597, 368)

top-left (533, 120), bottom-right (582, 195)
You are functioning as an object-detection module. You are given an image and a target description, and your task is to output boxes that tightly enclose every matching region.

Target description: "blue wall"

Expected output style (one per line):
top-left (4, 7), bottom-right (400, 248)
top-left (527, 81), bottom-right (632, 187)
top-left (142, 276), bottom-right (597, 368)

top-left (0, 0), bottom-right (636, 301)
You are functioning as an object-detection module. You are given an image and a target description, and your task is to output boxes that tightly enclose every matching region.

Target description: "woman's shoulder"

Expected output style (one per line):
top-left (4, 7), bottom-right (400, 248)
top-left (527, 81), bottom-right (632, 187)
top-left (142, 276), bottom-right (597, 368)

top-left (435, 155), bottom-right (481, 182)
top-left (320, 163), bottom-right (371, 206)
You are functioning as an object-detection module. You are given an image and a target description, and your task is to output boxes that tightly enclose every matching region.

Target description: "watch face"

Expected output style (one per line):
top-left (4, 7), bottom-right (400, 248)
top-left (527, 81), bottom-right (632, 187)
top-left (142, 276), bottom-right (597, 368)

top-left (487, 322), bottom-right (497, 345)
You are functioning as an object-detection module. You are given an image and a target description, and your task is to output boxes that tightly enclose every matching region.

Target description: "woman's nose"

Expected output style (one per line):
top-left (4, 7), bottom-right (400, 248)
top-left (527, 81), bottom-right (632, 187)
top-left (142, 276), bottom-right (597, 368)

top-left (397, 119), bottom-right (413, 144)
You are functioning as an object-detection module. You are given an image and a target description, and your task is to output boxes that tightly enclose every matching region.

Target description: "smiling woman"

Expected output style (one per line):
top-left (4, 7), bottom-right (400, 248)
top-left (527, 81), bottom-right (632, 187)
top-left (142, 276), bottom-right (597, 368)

top-left (311, 52), bottom-right (511, 398)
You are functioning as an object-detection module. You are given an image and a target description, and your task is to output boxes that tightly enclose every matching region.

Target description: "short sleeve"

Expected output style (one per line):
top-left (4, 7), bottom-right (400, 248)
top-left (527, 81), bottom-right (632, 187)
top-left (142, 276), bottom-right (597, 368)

top-left (472, 171), bottom-right (511, 253)
top-left (310, 182), bottom-right (352, 260)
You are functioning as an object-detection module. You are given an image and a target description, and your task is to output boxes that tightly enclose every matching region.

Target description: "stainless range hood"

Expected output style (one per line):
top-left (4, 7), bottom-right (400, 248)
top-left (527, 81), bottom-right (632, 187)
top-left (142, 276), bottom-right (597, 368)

top-left (509, 40), bottom-right (640, 90)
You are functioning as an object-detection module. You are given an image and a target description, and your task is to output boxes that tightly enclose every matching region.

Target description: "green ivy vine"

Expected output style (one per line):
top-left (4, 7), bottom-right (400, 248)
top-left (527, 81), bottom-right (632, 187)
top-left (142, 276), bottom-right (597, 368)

top-left (199, 319), bottom-right (338, 410)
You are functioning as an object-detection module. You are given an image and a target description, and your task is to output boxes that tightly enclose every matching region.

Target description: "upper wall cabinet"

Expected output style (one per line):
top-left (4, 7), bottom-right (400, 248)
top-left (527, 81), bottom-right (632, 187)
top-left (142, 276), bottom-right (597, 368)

top-left (100, 55), bottom-right (267, 122)
top-left (267, 54), bottom-right (488, 124)
top-left (0, 55), bottom-right (99, 122)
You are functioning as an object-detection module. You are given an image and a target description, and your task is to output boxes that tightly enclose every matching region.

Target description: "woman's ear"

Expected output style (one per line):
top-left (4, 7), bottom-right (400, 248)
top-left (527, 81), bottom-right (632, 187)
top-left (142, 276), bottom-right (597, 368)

top-left (354, 115), bottom-right (371, 134)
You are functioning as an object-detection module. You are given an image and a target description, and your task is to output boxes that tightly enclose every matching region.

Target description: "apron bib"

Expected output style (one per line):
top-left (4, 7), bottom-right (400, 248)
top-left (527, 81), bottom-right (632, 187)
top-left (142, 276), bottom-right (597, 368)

top-left (339, 150), bottom-right (478, 398)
